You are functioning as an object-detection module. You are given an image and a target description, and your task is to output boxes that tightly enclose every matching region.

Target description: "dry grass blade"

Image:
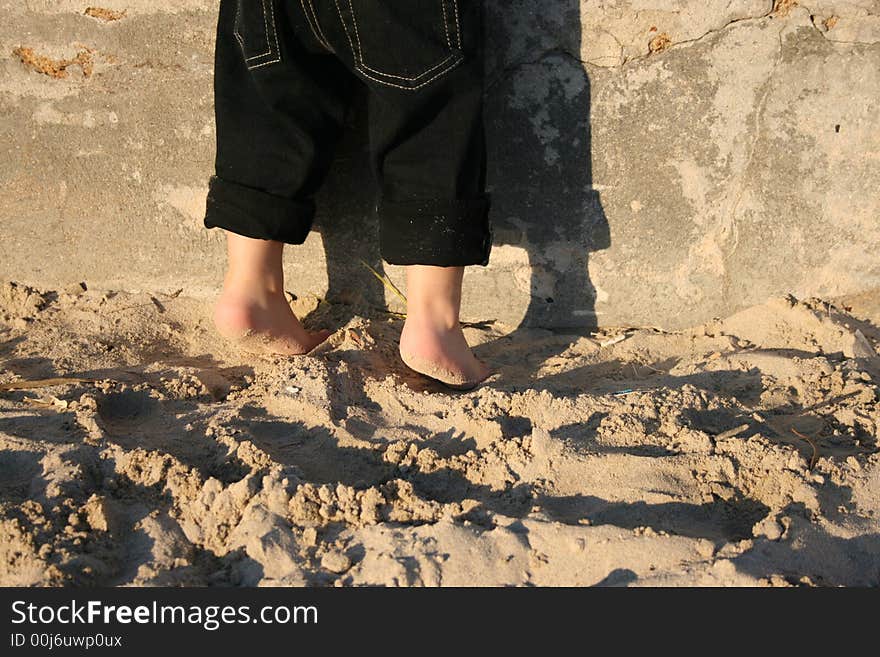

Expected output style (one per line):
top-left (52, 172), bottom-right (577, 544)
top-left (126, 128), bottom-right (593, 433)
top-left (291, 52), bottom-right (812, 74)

top-left (791, 427), bottom-right (820, 470)
top-left (360, 260), bottom-right (407, 306)
top-left (0, 377), bottom-right (95, 391)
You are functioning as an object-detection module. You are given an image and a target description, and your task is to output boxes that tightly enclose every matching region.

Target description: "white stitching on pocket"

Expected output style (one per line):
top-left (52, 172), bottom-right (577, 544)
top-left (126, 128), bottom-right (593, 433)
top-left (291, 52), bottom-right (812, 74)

top-left (452, 0), bottom-right (462, 49)
top-left (440, 1), bottom-right (451, 48)
top-left (233, 3), bottom-right (248, 54)
top-left (347, 0), bottom-right (455, 82)
top-left (302, 0), bottom-right (333, 51)
top-left (234, 0), bottom-right (281, 69)
top-left (334, 0), bottom-right (463, 89)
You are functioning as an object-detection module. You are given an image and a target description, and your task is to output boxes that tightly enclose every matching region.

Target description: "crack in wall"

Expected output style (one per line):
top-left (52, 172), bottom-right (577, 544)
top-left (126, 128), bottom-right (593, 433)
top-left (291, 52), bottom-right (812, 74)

top-left (487, 9), bottom-right (773, 89)
top-left (486, 48), bottom-right (586, 92)
top-left (619, 3), bottom-right (878, 65)
top-left (488, 1), bottom-right (878, 89)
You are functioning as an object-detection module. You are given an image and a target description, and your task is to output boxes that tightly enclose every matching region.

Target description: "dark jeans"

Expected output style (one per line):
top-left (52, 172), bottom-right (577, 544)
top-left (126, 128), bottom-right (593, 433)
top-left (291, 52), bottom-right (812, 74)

top-left (203, 0), bottom-right (492, 267)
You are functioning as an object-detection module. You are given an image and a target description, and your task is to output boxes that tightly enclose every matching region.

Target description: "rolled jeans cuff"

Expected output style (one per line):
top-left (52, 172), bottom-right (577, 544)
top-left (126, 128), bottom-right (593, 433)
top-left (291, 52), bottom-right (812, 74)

top-left (204, 175), bottom-right (314, 244)
top-left (378, 197), bottom-right (493, 267)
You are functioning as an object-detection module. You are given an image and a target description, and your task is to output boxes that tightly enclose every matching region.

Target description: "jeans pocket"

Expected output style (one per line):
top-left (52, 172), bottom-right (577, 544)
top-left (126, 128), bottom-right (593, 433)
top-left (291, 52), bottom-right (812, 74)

top-left (333, 0), bottom-right (464, 90)
top-left (233, 0), bottom-right (282, 70)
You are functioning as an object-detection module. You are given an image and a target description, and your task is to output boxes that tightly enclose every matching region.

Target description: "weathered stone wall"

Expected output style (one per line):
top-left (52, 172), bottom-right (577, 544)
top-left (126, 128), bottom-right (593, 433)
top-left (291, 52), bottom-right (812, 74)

top-left (2, 1), bottom-right (878, 329)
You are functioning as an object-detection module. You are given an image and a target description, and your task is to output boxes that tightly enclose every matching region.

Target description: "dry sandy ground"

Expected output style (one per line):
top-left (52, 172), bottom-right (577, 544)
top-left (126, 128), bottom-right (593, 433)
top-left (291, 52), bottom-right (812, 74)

top-left (1, 279), bottom-right (879, 587)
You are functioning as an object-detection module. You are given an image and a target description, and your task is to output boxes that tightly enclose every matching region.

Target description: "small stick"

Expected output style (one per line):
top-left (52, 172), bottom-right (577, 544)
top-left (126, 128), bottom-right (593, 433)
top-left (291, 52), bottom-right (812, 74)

top-left (715, 423), bottom-right (750, 441)
top-left (0, 377), bottom-right (95, 391)
top-left (373, 307), bottom-right (407, 319)
top-left (791, 427), bottom-right (820, 471)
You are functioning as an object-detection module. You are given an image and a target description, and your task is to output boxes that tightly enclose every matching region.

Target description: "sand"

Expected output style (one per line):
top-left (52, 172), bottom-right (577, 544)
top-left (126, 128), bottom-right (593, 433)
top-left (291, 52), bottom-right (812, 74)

top-left (1, 279), bottom-right (878, 587)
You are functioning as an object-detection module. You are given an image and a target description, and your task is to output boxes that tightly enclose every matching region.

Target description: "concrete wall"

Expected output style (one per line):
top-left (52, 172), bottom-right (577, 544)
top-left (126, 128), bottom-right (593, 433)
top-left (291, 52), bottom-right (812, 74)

top-left (1, 1), bottom-right (878, 329)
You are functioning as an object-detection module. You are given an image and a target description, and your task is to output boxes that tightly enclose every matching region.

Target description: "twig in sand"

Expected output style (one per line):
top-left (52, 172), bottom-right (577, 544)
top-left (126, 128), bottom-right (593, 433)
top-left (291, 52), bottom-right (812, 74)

top-left (373, 307), bottom-right (407, 319)
top-left (791, 427), bottom-right (820, 471)
top-left (461, 319), bottom-right (495, 329)
top-left (715, 423), bottom-right (750, 441)
top-left (0, 377), bottom-right (95, 391)
top-left (106, 300), bottom-right (172, 314)
top-left (600, 333), bottom-right (629, 347)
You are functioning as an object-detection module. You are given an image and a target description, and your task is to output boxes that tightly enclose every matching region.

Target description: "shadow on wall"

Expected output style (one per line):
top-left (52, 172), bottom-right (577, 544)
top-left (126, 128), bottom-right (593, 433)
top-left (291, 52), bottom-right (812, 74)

top-left (312, 0), bottom-right (609, 332)
top-left (483, 0), bottom-right (610, 331)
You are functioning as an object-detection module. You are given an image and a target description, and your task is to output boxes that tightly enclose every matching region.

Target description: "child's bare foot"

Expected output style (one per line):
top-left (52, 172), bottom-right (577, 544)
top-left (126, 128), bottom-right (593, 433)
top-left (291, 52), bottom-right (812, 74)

top-left (214, 289), bottom-right (331, 356)
top-left (398, 265), bottom-right (492, 390)
top-left (399, 317), bottom-right (491, 389)
top-left (213, 232), bottom-right (331, 356)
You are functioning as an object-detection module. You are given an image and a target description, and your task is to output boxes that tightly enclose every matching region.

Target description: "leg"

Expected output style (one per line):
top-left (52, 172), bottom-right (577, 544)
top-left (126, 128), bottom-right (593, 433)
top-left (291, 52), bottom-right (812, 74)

top-left (204, 0), bottom-right (354, 354)
top-left (373, 2), bottom-right (492, 387)
top-left (304, 0), bottom-right (493, 385)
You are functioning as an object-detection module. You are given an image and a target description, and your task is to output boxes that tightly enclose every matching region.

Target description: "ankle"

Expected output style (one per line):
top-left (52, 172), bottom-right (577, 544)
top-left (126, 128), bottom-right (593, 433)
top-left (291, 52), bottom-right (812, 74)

top-left (222, 268), bottom-right (285, 297)
top-left (222, 232), bottom-right (286, 296)
top-left (403, 265), bottom-right (464, 329)
top-left (403, 308), bottom-right (460, 333)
